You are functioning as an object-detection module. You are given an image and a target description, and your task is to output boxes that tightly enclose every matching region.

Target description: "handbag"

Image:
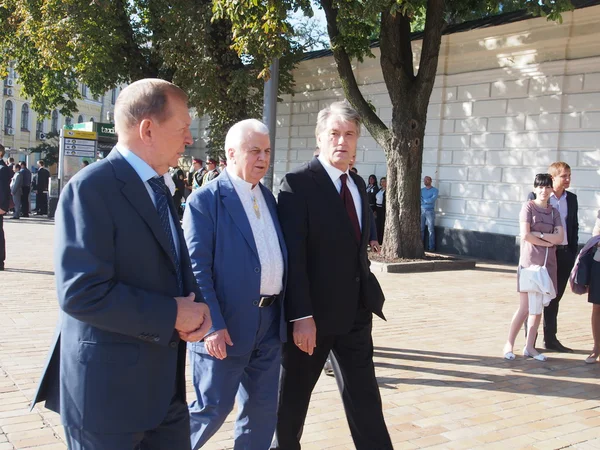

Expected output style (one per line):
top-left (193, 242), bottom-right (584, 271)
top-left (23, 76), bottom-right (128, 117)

top-left (576, 252), bottom-right (594, 286)
top-left (519, 247), bottom-right (554, 295)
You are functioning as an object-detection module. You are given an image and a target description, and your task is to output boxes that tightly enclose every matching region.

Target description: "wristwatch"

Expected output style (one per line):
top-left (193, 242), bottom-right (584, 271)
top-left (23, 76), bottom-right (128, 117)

top-left (540, 232), bottom-right (545, 239)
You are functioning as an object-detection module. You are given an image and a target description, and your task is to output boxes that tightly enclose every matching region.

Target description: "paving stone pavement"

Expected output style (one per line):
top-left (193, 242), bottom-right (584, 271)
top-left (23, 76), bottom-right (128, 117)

top-left (1, 218), bottom-right (599, 450)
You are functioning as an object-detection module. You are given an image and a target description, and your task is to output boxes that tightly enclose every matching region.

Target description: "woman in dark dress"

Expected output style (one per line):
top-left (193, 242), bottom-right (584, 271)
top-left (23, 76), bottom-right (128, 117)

top-left (366, 174), bottom-right (379, 213)
top-left (585, 210), bottom-right (600, 364)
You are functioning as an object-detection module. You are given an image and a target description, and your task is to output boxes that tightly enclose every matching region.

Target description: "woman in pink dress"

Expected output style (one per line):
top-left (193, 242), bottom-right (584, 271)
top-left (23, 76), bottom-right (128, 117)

top-left (503, 174), bottom-right (564, 361)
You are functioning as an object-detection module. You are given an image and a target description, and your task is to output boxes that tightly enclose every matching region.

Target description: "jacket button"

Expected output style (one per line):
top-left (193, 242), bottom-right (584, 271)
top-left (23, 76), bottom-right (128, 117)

top-left (355, 277), bottom-right (360, 282)
top-left (254, 267), bottom-right (260, 273)
top-left (170, 341), bottom-right (177, 348)
top-left (253, 300), bottom-right (259, 306)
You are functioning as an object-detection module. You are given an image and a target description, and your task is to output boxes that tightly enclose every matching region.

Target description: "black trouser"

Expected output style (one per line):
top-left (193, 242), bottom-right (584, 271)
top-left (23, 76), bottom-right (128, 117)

top-left (0, 215), bottom-right (5, 267)
top-left (36, 190), bottom-right (48, 215)
top-left (376, 205), bottom-right (385, 245)
top-left (544, 246), bottom-right (576, 344)
top-left (271, 305), bottom-right (392, 450)
top-left (21, 186), bottom-right (31, 216)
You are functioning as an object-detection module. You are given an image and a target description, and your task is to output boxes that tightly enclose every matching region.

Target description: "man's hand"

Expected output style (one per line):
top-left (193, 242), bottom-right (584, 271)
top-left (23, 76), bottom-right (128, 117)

top-left (0, 208), bottom-right (5, 215)
top-left (175, 293), bottom-right (212, 342)
top-left (370, 240), bottom-right (380, 253)
top-left (204, 329), bottom-right (233, 360)
top-left (293, 317), bottom-right (317, 355)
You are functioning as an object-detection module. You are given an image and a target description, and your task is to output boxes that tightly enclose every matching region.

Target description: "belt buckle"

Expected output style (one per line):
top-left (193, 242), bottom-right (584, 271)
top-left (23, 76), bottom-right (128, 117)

top-left (258, 295), bottom-right (276, 308)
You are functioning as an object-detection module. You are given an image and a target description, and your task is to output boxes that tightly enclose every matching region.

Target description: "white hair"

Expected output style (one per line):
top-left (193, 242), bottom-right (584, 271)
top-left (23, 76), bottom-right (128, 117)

top-left (224, 119), bottom-right (270, 161)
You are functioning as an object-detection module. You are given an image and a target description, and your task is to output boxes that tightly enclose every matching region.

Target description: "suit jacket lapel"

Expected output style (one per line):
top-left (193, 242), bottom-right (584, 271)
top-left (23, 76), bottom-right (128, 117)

top-left (219, 171), bottom-right (260, 260)
top-left (107, 149), bottom-right (177, 273)
top-left (350, 171), bottom-right (370, 245)
top-left (309, 157), bottom-right (359, 246)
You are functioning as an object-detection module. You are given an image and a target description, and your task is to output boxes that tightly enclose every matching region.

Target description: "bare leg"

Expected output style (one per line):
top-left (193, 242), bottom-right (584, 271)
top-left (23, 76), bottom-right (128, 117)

top-left (504, 293), bottom-right (529, 355)
top-left (587, 305), bottom-right (600, 361)
top-left (525, 314), bottom-right (543, 356)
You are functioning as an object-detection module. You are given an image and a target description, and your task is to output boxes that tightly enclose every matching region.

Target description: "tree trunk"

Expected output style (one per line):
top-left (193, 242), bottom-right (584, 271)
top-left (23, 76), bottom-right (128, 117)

top-left (381, 103), bottom-right (426, 259)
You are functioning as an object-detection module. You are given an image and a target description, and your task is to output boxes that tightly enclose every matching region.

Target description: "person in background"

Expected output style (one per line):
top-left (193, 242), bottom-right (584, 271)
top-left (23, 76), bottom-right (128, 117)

top-left (20, 162), bottom-right (32, 217)
top-left (201, 158), bottom-right (219, 186)
top-left (504, 174), bottom-right (563, 362)
top-left (172, 166), bottom-right (186, 217)
top-left (527, 162), bottom-right (579, 353)
top-left (366, 174), bottom-right (379, 213)
top-left (9, 164), bottom-right (22, 219)
top-left (218, 158), bottom-right (227, 172)
top-left (82, 160), bottom-right (89, 168)
top-left (0, 144), bottom-right (11, 270)
top-left (190, 158), bottom-right (206, 191)
top-left (421, 176), bottom-right (439, 251)
top-left (35, 160), bottom-right (50, 216)
top-left (7, 157), bottom-right (15, 180)
top-left (585, 210), bottom-right (600, 364)
top-left (375, 176), bottom-right (386, 245)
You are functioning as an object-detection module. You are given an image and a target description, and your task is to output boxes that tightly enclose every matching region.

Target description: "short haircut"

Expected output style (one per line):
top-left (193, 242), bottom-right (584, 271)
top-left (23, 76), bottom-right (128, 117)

top-left (0, 143), bottom-right (4, 157)
top-left (548, 162), bottom-right (570, 177)
top-left (8, 157), bottom-right (14, 163)
top-left (20, 161), bottom-right (26, 167)
top-left (534, 173), bottom-right (553, 188)
top-left (315, 101), bottom-right (361, 143)
top-left (114, 78), bottom-right (188, 135)
top-left (224, 119), bottom-right (269, 160)
top-left (38, 160), bottom-right (44, 166)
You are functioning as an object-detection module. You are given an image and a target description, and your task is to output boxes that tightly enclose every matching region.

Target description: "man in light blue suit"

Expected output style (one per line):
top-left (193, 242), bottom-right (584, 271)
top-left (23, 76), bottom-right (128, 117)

top-left (183, 119), bottom-right (287, 450)
top-left (30, 79), bottom-right (212, 449)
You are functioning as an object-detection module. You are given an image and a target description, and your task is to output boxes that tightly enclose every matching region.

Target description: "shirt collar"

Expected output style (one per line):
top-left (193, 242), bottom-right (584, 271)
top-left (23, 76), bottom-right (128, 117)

top-left (116, 145), bottom-right (161, 182)
top-left (317, 153), bottom-right (349, 184)
top-left (226, 168), bottom-right (260, 194)
top-left (550, 191), bottom-right (567, 201)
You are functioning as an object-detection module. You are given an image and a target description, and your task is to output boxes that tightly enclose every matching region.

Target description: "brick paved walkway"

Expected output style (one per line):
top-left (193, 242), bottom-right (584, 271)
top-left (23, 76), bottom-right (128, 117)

top-left (1, 218), bottom-right (599, 449)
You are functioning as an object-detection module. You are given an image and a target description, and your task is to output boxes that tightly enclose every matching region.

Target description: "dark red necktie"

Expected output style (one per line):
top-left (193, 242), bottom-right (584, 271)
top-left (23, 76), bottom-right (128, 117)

top-left (339, 174), bottom-right (361, 243)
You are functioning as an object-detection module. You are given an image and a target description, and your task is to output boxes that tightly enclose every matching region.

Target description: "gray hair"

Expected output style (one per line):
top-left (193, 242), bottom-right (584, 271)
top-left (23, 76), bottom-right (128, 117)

top-left (114, 78), bottom-right (188, 136)
top-left (224, 119), bottom-right (270, 160)
top-left (315, 101), bottom-right (362, 142)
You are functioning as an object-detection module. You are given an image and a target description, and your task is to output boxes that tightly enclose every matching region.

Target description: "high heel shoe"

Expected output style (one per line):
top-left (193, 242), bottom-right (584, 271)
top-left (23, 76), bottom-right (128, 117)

top-left (523, 348), bottom-right (547, 361)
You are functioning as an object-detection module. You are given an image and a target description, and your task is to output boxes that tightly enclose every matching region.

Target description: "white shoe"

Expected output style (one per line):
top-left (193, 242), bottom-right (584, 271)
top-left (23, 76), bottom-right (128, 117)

top-left (523, 348), bottom-right (547, 361)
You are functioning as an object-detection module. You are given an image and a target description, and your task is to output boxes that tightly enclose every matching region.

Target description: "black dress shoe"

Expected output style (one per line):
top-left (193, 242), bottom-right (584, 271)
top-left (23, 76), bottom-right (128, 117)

top-left (545, 340), bottom-right (573, 352)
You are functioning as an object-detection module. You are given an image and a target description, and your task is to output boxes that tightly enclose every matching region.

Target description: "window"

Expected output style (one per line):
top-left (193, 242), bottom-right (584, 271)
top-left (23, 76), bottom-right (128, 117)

top-left (111, 88), bottom-right (117, 105)
top-left (51, 110), bottom-right (59, 133)
top-left (65, 117), bottom-right (73, 127)
top-left (36, 120), bottom-right (44, 133)
top-left (78, 115), bottom-right (84, 123)
top-left (4, 100), bottom-right (13, 131)
top-left (81, 84), bottom-right (87, 98)
top-left (21, 104), bottom-right (29, 131)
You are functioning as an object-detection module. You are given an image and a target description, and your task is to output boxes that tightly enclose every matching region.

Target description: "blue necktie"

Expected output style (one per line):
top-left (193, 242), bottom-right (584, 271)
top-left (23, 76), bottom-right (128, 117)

top-left (147, 176), bottom-right (183, 294)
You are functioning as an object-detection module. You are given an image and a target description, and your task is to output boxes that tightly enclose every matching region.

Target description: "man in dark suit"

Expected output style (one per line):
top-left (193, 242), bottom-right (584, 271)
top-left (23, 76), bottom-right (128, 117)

top-left (20, 161), bottom-right (32, 217)
top-left (527, 162), bottom-right (578, 352)
top-left (30, 79), bottom-right (212, 450)
top-left (0, 144), bottom-right (11, 270)
top-left (35, 160), bottom-right (50, 215)
top-left (272, 101), bottom-right (392, 450)
top-left (184, 119), bottom-right (288, 449)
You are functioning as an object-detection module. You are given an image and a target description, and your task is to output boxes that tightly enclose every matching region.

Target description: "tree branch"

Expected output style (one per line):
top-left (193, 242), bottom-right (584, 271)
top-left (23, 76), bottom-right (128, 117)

top-left (380, 9), bottom-right (415, 104)
top-left (320, 0), bottom-right (389, 144)
top-left (416, 0), bottom-right (446, 96)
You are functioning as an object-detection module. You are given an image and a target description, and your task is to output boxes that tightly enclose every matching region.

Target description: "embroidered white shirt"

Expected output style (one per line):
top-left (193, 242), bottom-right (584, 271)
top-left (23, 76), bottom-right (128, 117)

top-left (227, 168), bottom-right (284, 295)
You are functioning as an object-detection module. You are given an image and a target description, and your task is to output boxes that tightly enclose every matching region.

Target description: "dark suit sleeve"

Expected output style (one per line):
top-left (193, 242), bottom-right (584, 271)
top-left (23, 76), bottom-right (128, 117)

top-left (277, 173), bottom-right (313, 321)
top-left (55, 178), bottom-right (178, 346)
top-left (571, 193), bottom-right (579, 252)
top-left (182, 190), bottom-right (226, 335)
top-left (0, 168), bottom-right (10, 211)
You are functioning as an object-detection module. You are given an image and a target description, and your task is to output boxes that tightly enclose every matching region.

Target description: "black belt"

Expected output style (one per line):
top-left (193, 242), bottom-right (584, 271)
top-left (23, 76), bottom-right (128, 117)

top-left (258, 294), bottom-right (279, 308)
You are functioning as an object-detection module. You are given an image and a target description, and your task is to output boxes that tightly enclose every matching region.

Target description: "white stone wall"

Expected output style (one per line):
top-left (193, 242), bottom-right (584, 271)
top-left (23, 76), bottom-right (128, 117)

top-left (196, 5), bottom-right (600, 243)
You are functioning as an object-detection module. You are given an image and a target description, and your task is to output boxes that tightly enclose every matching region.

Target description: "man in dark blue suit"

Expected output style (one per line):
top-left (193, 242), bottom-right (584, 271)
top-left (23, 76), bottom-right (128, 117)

top-left (183, 119), bottom-right (287, 450)
top-left (0, 144), bottom-right (11, 270)
top-left (31, 79), bottom-right (212, 450)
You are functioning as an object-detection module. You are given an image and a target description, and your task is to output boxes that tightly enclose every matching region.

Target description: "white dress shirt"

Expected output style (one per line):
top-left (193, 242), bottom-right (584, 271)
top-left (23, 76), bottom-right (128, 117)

top-left (116, 146), bottom-right (180, 258)
top-left (549, 191), bottom-right (568, 246)
top-left (317, 154), bottom-right (362, 230)
top-left (227, 168), bottom-right (284, 296)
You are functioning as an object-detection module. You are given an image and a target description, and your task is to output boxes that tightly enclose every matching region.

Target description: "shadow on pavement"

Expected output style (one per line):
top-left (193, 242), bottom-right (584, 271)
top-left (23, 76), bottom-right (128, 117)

top-left (373, 346), bottom-right (600, 399)
top-left (3, 268), bottom-right (55, 276)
